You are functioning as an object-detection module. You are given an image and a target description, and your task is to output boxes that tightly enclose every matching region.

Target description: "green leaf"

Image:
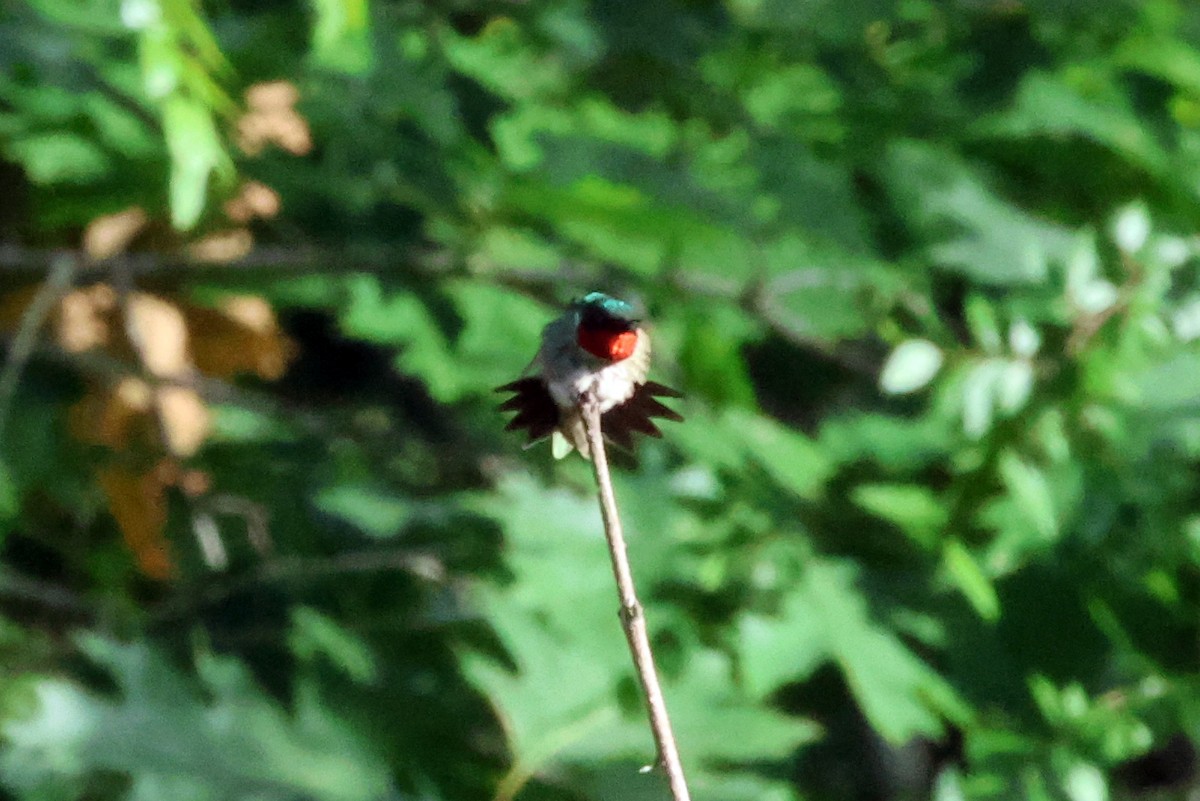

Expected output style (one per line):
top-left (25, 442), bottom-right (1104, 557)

top-left (340, 278), bottom-right (546, 402)
top-left (290, 607), bottom-right (378, 683)
top-left (679, 306), bottom-right (758, 408)
top-left (162, 96), bottom-right (224, 229)
top-left (730, 409), bottom-right (831, 500)
top-left (804, 559), bottom-right (970, 742)
top-left (962, 359), bottom-right (1005, 439)
top-left (0, 460), bottom-right (20, 524)
top-left (1, 637), bottom-right (391, 801)
top-left (977, 71), bottom-right (1169, 177)
top-left (738, 557), bottom-right (970, 742)
top-left (670, 406), bottom-right (755, 476)
top-left (942, 539), bottom-right (1001, 622)
top-left (1063, 762), bottom-right (1107, 801)
top-left (7, 132), bottom-right (110, 184)
top-left (315, 484), bottom-right (410, 537)
top-left (667, 649), bottom-right (820, 762)
top-left (309, 0), bottom-right (374, 74)
top-left (504, 177), bottom-right (714, 274)
top-left (996, 360), bottom-right (1034, 416)
top-left (445, 282), bottom-right (551, 398)
top-left (209, 405), bottom-right (298, 443)
top-left (460, 475), bottom-right (659, 782)
top-left (465, 474), bottom-right (816, 791)
top-left (996, 451), bottom-right (1058, 542)
top-left (1008, 319), bottom-right (1041, 359)
top-left (1112, 202), bottom-right (1150, 254)
top-left (883, 140), bottom-right (1074, 285)
top-left (881, 339), bottom-right (944, 395)
top-left (760, 235), bottom-right (894, 340)
top-left (473, 226), bottom-right (563, 272)
top-left (819, 412), bottom-right (955, 472)
top-left (1117, 32), bottom-right (1200, 95)
top-left (965, 295), bottom-right (1003, 354)
top-left (442, 19), bottom-right (567, 100)
top-left (737, 593), bottom-right (827, 698)
top-left (460, 598), bottom-right (645, 784)
top-left (743, 64), bottom-right (841, 131)
top-left (852, 483), bottom-right (947, 548)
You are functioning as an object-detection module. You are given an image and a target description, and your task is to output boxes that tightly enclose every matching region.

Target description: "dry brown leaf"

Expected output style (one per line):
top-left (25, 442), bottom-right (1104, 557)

top-left (57, 284), bottom-right (116, 352)
top-left (126, 292), bottom-right (190, 378)
top-left (83, 207), bottom-right (149, 261)
top-left (179, 468), bottom-right (212, 498)
top-left (48, 282), bottom-right (295, 580)
top-left (69, 377), bottom-right (153, 450)
top-left (155, 385), bottom-right (210, 457)
top-left (221, 295), bottom-right (276, 331)
top-left (223, 181), bottom-right (282, 222)
top-left (1, 283), bottom-right (116, 354)
top-left (238, 80), bottom-right (312, 156)
top-left (97, 464), bottom-right (173, 580)
top-left (185, 228), bottom-right (254, 262)
top-left (185, 295), bottom-right (294, 380)
top-left (246, 80), bottom-right (300, 110)
top-left (122, 294), bottom-right (212, 456)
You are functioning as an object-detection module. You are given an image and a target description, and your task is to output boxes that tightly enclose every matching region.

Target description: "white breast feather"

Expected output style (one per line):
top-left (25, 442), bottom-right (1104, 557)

top-left (538, 317), bottom-right (650, 413)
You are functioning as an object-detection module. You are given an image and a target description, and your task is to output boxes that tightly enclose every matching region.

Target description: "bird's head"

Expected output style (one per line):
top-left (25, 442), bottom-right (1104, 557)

top-left (573, 292), bottom-right (640, 362)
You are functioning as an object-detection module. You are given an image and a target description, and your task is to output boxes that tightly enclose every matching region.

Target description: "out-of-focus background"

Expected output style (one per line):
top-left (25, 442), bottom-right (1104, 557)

top-left (3, 1), bottom-right (1200, 799)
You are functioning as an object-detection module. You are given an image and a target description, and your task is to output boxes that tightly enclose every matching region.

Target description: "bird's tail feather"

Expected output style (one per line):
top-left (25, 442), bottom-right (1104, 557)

top-left (495, 378), bottom-right (560, 445)
top-left (496, 378), bottom-right (683, 459)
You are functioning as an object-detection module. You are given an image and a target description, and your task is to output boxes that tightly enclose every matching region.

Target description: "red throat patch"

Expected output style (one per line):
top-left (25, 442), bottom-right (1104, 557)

top-left (578, 327), bottom-right (638, 361)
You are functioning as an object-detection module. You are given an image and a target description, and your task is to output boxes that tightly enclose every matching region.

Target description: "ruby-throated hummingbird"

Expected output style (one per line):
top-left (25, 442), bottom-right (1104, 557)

top-left (497, 292), bottom-right (682, 459)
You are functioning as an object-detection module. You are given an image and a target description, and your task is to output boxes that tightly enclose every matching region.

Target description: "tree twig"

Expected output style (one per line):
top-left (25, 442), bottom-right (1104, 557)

top-left (581, 397), bottom-right (691, 801)
top-left (149, 546), bottom-right (446, 626)
top-left (0, 243), bottom-right (882, 376)
top-left (0, 566), bottom-right (93, 616)
top-left (0, 253), bottom-right (77, 443)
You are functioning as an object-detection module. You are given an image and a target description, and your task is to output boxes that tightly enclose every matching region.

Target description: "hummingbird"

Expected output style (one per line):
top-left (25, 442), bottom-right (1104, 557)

top-left (497, 292), bottom-right (683, 459)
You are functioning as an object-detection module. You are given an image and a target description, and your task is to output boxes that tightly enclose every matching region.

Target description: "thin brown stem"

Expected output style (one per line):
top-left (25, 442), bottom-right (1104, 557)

top-left (581, 398), bottom-right (691, 801)
top-left (0, 253), bottom-right (77, 443)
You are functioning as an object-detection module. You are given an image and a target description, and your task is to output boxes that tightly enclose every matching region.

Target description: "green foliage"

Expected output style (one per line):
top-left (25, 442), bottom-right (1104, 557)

top-left (3, 635), bottom-right (390, 801)
top-left (7, 1), bottom-right (1200, 800)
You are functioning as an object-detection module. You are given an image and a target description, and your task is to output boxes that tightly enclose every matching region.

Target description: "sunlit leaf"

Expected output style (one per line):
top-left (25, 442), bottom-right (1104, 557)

top-left (315, 484), bottom-right (410, 537)
top-left (997, 451), bottom-right (1058, 542)
top-left (817, 559), bottom-right (972, 739)
top-left (7, 132), bottom-right (110, 184)
top-left (852, 483), bottom-right (946, 548)
top-left (881, 339), bottom-right (944, 395)
top-left (737, 593), bottom-right (827, 699)
top-left (163, 96), bottom-right (224, 229)
top-left (942, 539), bottom-right (1001, 621)
top-left (309, 0), bottom-right (374, 74)
top-left (883, 141), bottom-right (1074, 285)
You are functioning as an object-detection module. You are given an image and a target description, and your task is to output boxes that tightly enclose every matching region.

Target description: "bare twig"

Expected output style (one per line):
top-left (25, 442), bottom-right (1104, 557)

top-left (581, 398), bottom-right (691, 801)
top-left (0, 566), bottom-right (93, 615)
top-left (0, 254), bottom-right (77, 442)
top-left (1, 244), bottom-right (882, 376)
top-left (150, 546), bottom-right (446, 625)
top-left (18, 337), bottom-right (329, 434)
